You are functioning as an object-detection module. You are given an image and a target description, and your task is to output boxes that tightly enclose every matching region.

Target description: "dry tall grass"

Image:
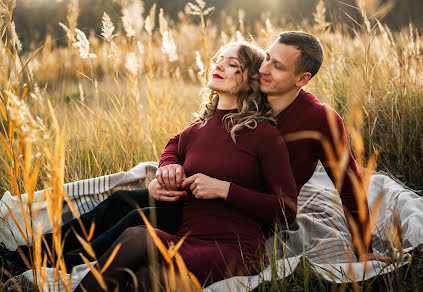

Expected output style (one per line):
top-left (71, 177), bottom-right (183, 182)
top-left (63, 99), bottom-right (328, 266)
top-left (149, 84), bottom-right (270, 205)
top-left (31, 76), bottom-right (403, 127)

top-left (0, 0), bottom-right (422, 290)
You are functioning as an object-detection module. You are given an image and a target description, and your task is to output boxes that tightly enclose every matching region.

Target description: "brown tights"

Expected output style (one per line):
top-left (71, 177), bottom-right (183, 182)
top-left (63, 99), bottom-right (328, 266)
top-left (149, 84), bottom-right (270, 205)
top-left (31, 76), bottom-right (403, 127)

top-left (74, 226), bottom-right (160, 292)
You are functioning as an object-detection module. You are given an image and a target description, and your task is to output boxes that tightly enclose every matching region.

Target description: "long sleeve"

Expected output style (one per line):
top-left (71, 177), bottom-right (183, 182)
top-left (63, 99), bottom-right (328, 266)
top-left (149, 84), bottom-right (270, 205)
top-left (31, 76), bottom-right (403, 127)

top-left (226, 126), bottom-right (297, 226)
top-left (159, 133), bottom-right (181, 167)
top-left (318, 107), bottom-right (373, 253)
top-left (159, 121), bottom-right (200, 167)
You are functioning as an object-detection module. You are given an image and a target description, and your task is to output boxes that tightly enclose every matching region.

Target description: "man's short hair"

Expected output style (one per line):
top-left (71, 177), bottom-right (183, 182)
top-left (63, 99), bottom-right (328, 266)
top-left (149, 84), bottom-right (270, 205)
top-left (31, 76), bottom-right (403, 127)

top-left (278, 31), bottom-right (324, 78)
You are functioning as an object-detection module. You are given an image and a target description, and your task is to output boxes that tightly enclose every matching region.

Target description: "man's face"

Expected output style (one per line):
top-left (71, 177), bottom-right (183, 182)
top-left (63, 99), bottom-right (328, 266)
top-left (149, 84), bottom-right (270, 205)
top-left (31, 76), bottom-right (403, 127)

top-left (259, 41), bottom-right (302, 96)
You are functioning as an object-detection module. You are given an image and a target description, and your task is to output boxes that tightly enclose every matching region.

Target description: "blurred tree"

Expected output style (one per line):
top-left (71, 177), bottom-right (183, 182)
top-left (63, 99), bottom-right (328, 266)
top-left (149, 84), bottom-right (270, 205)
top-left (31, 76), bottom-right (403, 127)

top-left (13, 0), bottom-right (423, 49)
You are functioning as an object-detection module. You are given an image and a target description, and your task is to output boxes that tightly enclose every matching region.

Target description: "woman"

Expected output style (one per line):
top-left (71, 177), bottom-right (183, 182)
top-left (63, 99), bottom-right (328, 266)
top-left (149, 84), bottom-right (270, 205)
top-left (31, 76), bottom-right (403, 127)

top-left (75, 42), bottom-right (297, 291)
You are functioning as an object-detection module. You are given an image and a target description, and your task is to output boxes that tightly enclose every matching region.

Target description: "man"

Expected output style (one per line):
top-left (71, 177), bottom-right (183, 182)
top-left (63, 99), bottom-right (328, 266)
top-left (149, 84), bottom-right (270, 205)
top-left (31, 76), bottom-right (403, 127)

top-left (1, 32), bottom-right (381, 275)
top-left (155, 31), bottom-right (382, 260)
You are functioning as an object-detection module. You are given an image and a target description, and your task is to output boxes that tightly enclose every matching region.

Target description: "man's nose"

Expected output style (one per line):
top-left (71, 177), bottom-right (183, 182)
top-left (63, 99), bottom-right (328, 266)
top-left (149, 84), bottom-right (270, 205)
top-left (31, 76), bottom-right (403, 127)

top-left (259, 61), bottom-right (269, 74)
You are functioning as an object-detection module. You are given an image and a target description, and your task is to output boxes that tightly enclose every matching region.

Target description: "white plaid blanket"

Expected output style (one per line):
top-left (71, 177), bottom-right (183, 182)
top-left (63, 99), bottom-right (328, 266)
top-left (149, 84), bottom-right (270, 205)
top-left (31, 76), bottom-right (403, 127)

top-left (1, 162), bottom-right (422, 291)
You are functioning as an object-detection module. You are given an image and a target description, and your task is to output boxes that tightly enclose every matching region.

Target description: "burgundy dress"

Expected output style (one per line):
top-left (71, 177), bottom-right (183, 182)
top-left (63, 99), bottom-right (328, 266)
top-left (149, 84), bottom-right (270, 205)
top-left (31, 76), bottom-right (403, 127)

top-left (160, 89), bottom-right (373, 253)
top-left (155, 109), bottom-right (297, 285)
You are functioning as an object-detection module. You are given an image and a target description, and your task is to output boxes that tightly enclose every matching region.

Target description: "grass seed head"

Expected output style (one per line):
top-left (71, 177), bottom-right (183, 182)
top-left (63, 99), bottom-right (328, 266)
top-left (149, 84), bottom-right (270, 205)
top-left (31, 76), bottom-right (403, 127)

top-left (73, 28), bottom-right (96, 59)
top-left (101, 12), bottom-right (116, 42)
top-left (162, 30), bottom-right (178, 62)
top-left (125, 52), bottom-right (139, 75)
top-left (10, 21), bottom-right (22, 51)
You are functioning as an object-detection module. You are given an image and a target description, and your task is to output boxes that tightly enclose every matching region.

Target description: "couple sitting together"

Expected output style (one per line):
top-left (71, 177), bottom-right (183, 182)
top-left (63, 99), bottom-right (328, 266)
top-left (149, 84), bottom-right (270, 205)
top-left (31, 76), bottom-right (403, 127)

top-left (2, 31), bottom-right (385, 291)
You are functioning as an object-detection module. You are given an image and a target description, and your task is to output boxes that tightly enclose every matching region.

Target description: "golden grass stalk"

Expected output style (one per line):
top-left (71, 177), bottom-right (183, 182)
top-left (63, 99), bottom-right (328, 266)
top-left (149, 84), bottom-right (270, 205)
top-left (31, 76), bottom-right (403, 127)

top-left (188, 0), bottom-right (214, 82)
top-left (66, 0), bottom-right (79, 48)
top-left (74, 233), bottom-right (96, 259)
top-left (80, 254), bottom-right (107, 291)
top-left (34, 223), bottom-right (47, 291)
top-left (138, 209), bottom-right (172, 264)
top-left (137, 208), bottom-right (201, 291)
top-left (1, 0), bottom-right (422, 290)
top-left (100, 243), bottom-right (122, 274)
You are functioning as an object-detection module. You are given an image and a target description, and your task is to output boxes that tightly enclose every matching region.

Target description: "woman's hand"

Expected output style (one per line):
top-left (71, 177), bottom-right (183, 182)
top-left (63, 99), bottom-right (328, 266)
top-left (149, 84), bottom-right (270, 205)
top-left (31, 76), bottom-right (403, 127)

top-left (148, 179), bottom-right (187, 202)
top-left (181, 173), bottom-right (230, 200)
top-left (155, 164), bottom-right (186, 190)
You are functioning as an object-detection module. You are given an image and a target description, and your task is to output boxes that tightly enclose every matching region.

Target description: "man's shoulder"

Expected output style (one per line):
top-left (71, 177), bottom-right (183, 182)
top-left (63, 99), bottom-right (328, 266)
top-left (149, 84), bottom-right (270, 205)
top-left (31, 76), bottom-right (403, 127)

top-left (282, 90), bottom-right (344, 135)
top-left (299, 89), bottom-right (323, 109)
top-left (296, 90), bottom-right (337, 121)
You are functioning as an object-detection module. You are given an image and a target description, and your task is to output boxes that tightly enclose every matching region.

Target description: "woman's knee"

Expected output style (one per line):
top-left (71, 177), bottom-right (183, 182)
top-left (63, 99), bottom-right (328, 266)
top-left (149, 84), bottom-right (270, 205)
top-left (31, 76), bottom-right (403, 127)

top-left (120, 226), bottom-right (149, 243)
top-left (116, 226), bottom-right (153, 265)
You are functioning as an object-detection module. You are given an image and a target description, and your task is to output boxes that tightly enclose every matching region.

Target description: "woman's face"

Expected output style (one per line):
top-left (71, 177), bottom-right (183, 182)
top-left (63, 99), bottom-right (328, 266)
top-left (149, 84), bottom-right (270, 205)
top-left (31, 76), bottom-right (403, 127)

top-left (207, 46), bottom-right (248, 96)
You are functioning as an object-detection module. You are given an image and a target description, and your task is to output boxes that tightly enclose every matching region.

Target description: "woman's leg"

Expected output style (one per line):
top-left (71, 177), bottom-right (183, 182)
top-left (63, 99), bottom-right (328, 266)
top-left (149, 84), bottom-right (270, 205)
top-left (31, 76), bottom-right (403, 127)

top-left (124, 266), bottom-right (161, 292)
top-left (75, 226), bottom-right (156, 292)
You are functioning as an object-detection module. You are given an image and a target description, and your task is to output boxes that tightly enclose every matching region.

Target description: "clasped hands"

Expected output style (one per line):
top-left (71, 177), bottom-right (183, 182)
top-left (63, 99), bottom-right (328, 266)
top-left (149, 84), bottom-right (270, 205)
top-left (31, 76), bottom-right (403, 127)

top-left (148, 164), bottom-right (230, 202)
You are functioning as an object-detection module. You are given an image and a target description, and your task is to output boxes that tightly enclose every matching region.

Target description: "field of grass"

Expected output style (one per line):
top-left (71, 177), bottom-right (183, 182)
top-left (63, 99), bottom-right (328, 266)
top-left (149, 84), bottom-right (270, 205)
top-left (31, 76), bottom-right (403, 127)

top-left (0, 0), bottom-right (422, 290)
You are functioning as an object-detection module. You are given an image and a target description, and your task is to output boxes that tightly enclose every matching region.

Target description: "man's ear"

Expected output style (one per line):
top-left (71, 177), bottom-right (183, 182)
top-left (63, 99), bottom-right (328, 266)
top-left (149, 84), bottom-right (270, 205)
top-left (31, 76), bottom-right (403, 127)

top-left (296, 72), bottom-right (312, 87)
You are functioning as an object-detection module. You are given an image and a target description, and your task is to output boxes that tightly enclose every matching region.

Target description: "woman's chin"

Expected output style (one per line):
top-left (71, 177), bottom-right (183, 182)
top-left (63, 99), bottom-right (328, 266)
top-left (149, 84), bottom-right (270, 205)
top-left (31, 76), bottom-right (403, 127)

top-left (207, 83), bottom-right (217, 91)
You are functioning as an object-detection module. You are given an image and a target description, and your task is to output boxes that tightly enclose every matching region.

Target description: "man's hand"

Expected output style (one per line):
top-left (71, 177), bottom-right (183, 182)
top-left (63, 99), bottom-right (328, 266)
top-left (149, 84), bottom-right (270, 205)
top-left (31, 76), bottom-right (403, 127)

top-left (148, 179), bottom-right (187, 202)
top-left (156, 164), bottom-right (186, 190)
top-left (181, 173), bottom-right (230, 200)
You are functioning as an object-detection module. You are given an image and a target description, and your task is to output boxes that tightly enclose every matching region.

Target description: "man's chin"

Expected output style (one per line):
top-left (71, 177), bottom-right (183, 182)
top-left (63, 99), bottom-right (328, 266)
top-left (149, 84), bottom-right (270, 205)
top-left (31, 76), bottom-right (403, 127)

top-left (259, 86), bottom-right (271, 94)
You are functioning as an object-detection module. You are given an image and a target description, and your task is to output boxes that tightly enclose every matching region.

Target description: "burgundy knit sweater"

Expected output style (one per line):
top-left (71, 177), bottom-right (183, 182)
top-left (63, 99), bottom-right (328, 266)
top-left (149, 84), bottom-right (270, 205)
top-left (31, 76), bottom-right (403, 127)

top-left (160, 90), bottom-right (372, 253)
top-left (174, 109), bottom-right (297, 248)
top-left (153, 109), bottom-right (297, 284)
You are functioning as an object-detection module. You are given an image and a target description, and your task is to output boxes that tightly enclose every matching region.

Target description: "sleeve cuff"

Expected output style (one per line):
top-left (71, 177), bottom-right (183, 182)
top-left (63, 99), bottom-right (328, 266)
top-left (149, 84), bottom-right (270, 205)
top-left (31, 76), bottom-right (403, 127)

top-left (158, 159), bottom-right (180, 167)
top-left (226, 182), bottom-right (242, 204)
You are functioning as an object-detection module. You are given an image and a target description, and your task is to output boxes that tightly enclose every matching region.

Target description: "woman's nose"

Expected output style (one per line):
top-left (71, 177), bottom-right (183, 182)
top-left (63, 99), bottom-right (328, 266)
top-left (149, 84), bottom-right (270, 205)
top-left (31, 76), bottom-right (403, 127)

top-left (215, 62), bottom-right (224, 71)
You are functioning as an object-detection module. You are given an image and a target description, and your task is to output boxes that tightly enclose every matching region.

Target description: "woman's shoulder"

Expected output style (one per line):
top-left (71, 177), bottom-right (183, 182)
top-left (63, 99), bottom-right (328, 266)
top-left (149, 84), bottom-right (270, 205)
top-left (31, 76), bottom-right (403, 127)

top-left (178, 119), bottom-right (201, 141)
top-left (250, 120), bottom-right (285, 153)
top-left (255, 119), bottom-right (280, 135)
top-left (241, 119), bottom-right (282, 146)
top-left (181, 119), bottom-right (201, 132)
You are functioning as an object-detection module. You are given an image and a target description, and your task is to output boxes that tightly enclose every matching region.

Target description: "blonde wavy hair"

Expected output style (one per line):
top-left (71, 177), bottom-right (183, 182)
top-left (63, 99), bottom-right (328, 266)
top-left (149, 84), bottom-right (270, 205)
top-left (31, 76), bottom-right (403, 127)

top-left (196, 42), bottom-right (275, 142)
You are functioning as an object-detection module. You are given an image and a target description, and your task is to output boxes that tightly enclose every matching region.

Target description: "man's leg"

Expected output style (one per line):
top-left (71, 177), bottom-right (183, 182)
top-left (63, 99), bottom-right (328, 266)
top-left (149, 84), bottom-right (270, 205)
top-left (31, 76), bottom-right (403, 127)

top-left (62, 199), bottom-right (183, 268)
top-left (59, 189), bottom-right (152, 245)
top-left (3, 189), bottom-right (152, 269)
